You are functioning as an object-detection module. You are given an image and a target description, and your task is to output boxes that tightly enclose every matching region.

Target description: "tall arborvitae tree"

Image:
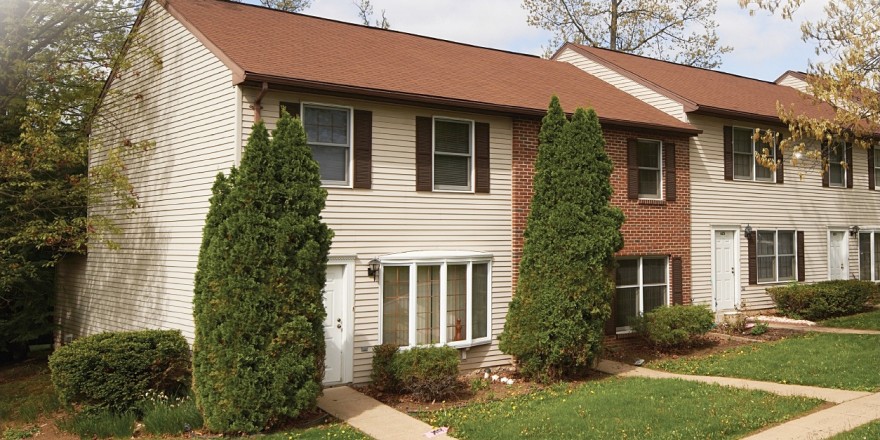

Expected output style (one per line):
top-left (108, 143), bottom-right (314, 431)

top-left (192, 112), bottom-right (333, 433)
top-left (500, 97), bottom-right (624, 382)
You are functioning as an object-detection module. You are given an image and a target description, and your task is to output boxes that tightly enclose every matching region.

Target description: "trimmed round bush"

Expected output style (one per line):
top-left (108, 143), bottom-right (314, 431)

top-left (370, 344), bottom-right (399, 392)
top-left (768, 280), bottom-right (877, 321)
top-left (635, 305), bottom-right (714, 349)
top-left (48, 329), bottom-right (190, 412)
top-left (392, 346), bottom-right (460, 401)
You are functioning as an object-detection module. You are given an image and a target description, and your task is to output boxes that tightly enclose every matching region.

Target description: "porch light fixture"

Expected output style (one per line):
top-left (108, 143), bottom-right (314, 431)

top-left (850, 225), bottom-right (860, 237)
top-left (367, 258), bottom-right (381, 280)
top-left (744, 224), bottom-right (753, 235)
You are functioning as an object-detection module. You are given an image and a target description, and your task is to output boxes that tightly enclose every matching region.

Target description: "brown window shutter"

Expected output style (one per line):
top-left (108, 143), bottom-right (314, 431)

top-left (846, 143), bottom-right (854, 188)
top-left (723, 126), bottom-right (733, 181)
top-left (869, 147), bottom-right (876, 190)
top-left (605, 272), bottom-right (618, 336)
top-left (353, 110), bottom-right (372, 189)
top-left (671, 256), bottom-right (683, 305)
top-left (776, 141), bottom-right (784, 184)
top-left (280, 102), bottom-right (300, 119)
top-left (475, 122), bottom-right (490, 193)
top-left (415, 116), bottom-right (433, 192)
top-left (665, 142), bottom-right (676, 201)
top-left (822, 143), bottom-right (830, 187)
top-left (627, 138), bottom-right (639, 200)
top-left (747, 231), bottom-right (757, 285)
top-left (797, 231), bottom-right (805, 282)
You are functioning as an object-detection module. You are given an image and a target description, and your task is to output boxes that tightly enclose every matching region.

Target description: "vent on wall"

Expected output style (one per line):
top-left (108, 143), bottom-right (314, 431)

top-left (63, 334), bottom-right (73, 344)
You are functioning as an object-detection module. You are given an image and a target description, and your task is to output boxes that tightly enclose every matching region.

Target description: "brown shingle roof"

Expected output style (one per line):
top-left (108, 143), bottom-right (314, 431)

top-left (162, 0), bottom-right (698, 134)
top-left (566, 44), bottom-right (836, 123)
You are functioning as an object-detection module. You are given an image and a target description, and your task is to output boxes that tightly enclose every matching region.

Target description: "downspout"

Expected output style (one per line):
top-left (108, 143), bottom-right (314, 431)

top-left (250, 81), bottom-right (269, 123)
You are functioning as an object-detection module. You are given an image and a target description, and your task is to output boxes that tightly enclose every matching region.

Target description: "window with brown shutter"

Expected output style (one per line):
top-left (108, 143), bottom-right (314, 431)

top-left (475, 122), bottom-right (490, 193)
top-left (776, 139), bottom-right (784, 184)
top-left (869, 146), bottom-right (876, 191)
top-left (747, 231), bottom-right (757, 285)
top-left (671, 256), bottom-right (683, 305)
top-left (797, 231), bottom-right (805, 282)
top-left (280, 101), bottom-right (300, 119)
top-left (846, 143), bottom-right (854, 188)
top-left (353, 110), bottom-right (372, 189)
top-left (627, 138), bottom-right (639, 200)
top-left (415, 116), bottom-right (433, 191)
top-left (665, 143), bottom-right (676, 201)
top-left (723, 126), bottom-right (733, 181)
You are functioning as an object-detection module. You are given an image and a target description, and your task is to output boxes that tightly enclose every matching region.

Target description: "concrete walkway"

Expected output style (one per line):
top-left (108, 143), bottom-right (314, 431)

top-left (597, 359), bottom-right (880, 439)
top-left (767, 322), bottom-right (880, 335)
top-left (318, 386), bottom-right (454, 440)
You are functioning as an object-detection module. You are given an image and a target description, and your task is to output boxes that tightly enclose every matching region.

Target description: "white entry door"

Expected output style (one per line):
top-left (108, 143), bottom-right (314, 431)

top-left (322, 265), bottom-right (347, 384)
top-left (829, 231), bottom-right (848, 280)
top-left (714, 230), bottom-right (737, 311)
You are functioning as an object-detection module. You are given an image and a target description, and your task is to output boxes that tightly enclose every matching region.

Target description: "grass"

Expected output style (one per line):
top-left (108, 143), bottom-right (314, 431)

top-left (56, 410), bottom-right (136, 439)
top-left (829, 420), bottom-right (880, 439)
top-left (652, 333), bottom-right (880, 391)
top-left (1, 426), bottom-right (40, 440)
top-left (0, 355), bottom-right (60, 429)
top-left (419, 377), bottom-right (822, 439)
top-left (821, 309), bottom-right (880, 330)
top-left (140, 395), bottom-right (203, 435)
top-left (255, 423), bottom-right (370, 439)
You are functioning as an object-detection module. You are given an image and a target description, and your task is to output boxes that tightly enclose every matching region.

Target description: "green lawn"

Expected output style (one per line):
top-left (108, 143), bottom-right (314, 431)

top-left (420, 377), bottom-right (822, 439)
top-left (652, 333), bottom-right (880, 391)
top-left (829, 420), bottom-right (880, 439)
top-left (0, 356), bottom-right (60, 430)
top-left (259, 423), bottom-right (370, 440)
top-left (822, 309), bottom-right (880, 330)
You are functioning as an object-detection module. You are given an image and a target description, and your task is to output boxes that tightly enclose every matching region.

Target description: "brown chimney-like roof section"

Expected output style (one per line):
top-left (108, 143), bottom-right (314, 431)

top-left (568, 45), bottom-right (836, 123)
top-left (163, 0), bottom-right (698, 134)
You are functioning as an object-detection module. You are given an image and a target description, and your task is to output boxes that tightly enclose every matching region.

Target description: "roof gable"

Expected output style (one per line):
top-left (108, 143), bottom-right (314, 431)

top-left (160, 0), bottom-right (698, 134)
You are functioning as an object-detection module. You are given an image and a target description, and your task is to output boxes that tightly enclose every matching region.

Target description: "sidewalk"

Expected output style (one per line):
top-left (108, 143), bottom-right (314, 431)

top-left (597, 359), bottom-right (880, 439)
top-left (318, 386), bottom-right (454, 440)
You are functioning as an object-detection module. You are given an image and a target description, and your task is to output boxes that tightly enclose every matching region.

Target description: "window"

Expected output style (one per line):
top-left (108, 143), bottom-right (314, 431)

top-left (302, 104), bottom-right (351, 185)
top-left (434, 119), bottom-right (473, 191)
top-left (828, 141), bottom-right (846, 187)
top-left (615, 257), bottom-right (667, 331)
top-left (637, 140), bottom-right (662, 199)
top-left (733, 127), bottom-right (774, 181)
top-left (757, 230), bottom-right (797, 283)
top-left (858, 232), bottom-right (880, 280)
top-left (381, 256), bottom-right (491, 347)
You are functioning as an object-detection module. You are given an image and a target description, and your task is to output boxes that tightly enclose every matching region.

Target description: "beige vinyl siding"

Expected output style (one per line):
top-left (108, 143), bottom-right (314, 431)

top-left (776, 74), bottom-right (809, 93)
top-left (688, 114), bottom-right (879, 310)
top-left (55, 1), bottom-right (237, 342)
top-left (555, 48), bottom-right (688, 121)
top-left (242, 90), bottom-right (513, 383)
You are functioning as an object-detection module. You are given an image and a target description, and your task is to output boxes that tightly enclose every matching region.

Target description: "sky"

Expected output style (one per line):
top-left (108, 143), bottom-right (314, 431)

top-left (288, 0), bottom-right (830, 82)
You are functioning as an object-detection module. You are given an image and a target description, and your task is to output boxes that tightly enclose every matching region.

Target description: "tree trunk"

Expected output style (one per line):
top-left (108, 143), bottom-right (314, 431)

top-left (609, 0), bottom-right (619, 50)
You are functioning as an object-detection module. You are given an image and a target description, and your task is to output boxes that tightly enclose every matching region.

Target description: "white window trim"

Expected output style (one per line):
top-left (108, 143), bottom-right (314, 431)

top-left (732, 126), bottom-right (776, 183)
top-left (756, 229), bottom-right (798, 284)
top-left (858, 230), bottom-right (879, 281)
top-left (827, 143), bottom-right (847, 188)
top-left (637, 138), bottom-right (663, 200)
top-left (301, 102), bottom-right (354, 188)
top-left (615, 256), bottom-right (669, 333)
top-left (378, 252), bottom-right (492, 349)
top-left (432, 116), bottom-right (475, 193)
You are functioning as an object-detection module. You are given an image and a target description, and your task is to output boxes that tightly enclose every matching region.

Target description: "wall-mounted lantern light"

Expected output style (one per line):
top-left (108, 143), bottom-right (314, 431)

top-left (744, 224), bottom-right (753, 235)
top-left (850, 225), bottom-right (861, 237)
top-left (367, 258), bottom-right (381, 280)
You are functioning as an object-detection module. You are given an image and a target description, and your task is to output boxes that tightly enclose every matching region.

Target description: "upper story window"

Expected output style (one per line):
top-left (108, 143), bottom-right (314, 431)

top-left (302, 104), bottom-right (351, 186)
top-left (637, 140), bottom-right (662, 199)
top-left (757, 230), bottom-right (797, 283)
top-left (381, 251), bottom-right (491, 348)
top-left (733, 127), bottom-right (775, 182)
top-left (433, 118), bottom-right (473, 191)
top-left (827, 141), bottom-right (846, 187)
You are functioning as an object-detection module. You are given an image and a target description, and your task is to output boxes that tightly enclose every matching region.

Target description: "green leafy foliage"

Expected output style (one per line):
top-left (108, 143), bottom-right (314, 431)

top-left (47, 330), bottom-right (190, 413)
top-left (192, 112), bottom-right (333, 433)
top-left (634, 305), bottom-right (715, 349)
top-left (392, 346), bottom-right (460, 401)
top-left (370, 344), bottom-right (399, 392)
top-left (768, 280), bottom-right (877, 321)
top-left (499, 96), bottom-right (624, 382)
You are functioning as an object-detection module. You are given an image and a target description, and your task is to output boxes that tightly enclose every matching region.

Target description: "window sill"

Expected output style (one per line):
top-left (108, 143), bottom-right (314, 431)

top-left (638, 199), bottom-right (666, 206)
top-left (732, 178), bottom-right (777, 184)
top-left (322, 182), bottom-right (352, 189)
top-left (397, 338), bottom-right (492, 351)
top-left (432, 188), bottom-right (475, 194)
top-left (755, 279), bottom-right (796, 285)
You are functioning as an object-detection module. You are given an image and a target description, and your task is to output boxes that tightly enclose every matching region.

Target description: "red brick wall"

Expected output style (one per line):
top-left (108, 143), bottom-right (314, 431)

top-left (511, 118), bottom-right (692, 304)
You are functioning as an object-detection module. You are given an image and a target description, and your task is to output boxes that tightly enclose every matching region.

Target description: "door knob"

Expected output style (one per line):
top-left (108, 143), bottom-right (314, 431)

top-left (336, 323), bottom-right (342, 329)
top-left (730, 267), bottom-right (735, 274)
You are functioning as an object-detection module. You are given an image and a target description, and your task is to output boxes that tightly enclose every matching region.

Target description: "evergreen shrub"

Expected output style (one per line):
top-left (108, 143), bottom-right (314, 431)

top-left (634, 305), bottom-right (715, 349)
top-left (392, 346), bottom-right (460, 401)
top-left (48, 329), bottom-right (190, 412)
top-left (768, 280), bottom-right (876, 320)
top-left (370, 344), bottom-right (399, 392)
top-left (192, 111), bottom-right (333, 433)
top-left (499, 97), bottom-right (624, 382)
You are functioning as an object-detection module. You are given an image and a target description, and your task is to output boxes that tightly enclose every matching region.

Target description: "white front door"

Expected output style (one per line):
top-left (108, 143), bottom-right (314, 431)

top-left (714, 230), bottom-right (737, 311)
top-left (829, 231), bottom-right (848, 280)
top-left (322, 265), bottom-right (347, 384)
